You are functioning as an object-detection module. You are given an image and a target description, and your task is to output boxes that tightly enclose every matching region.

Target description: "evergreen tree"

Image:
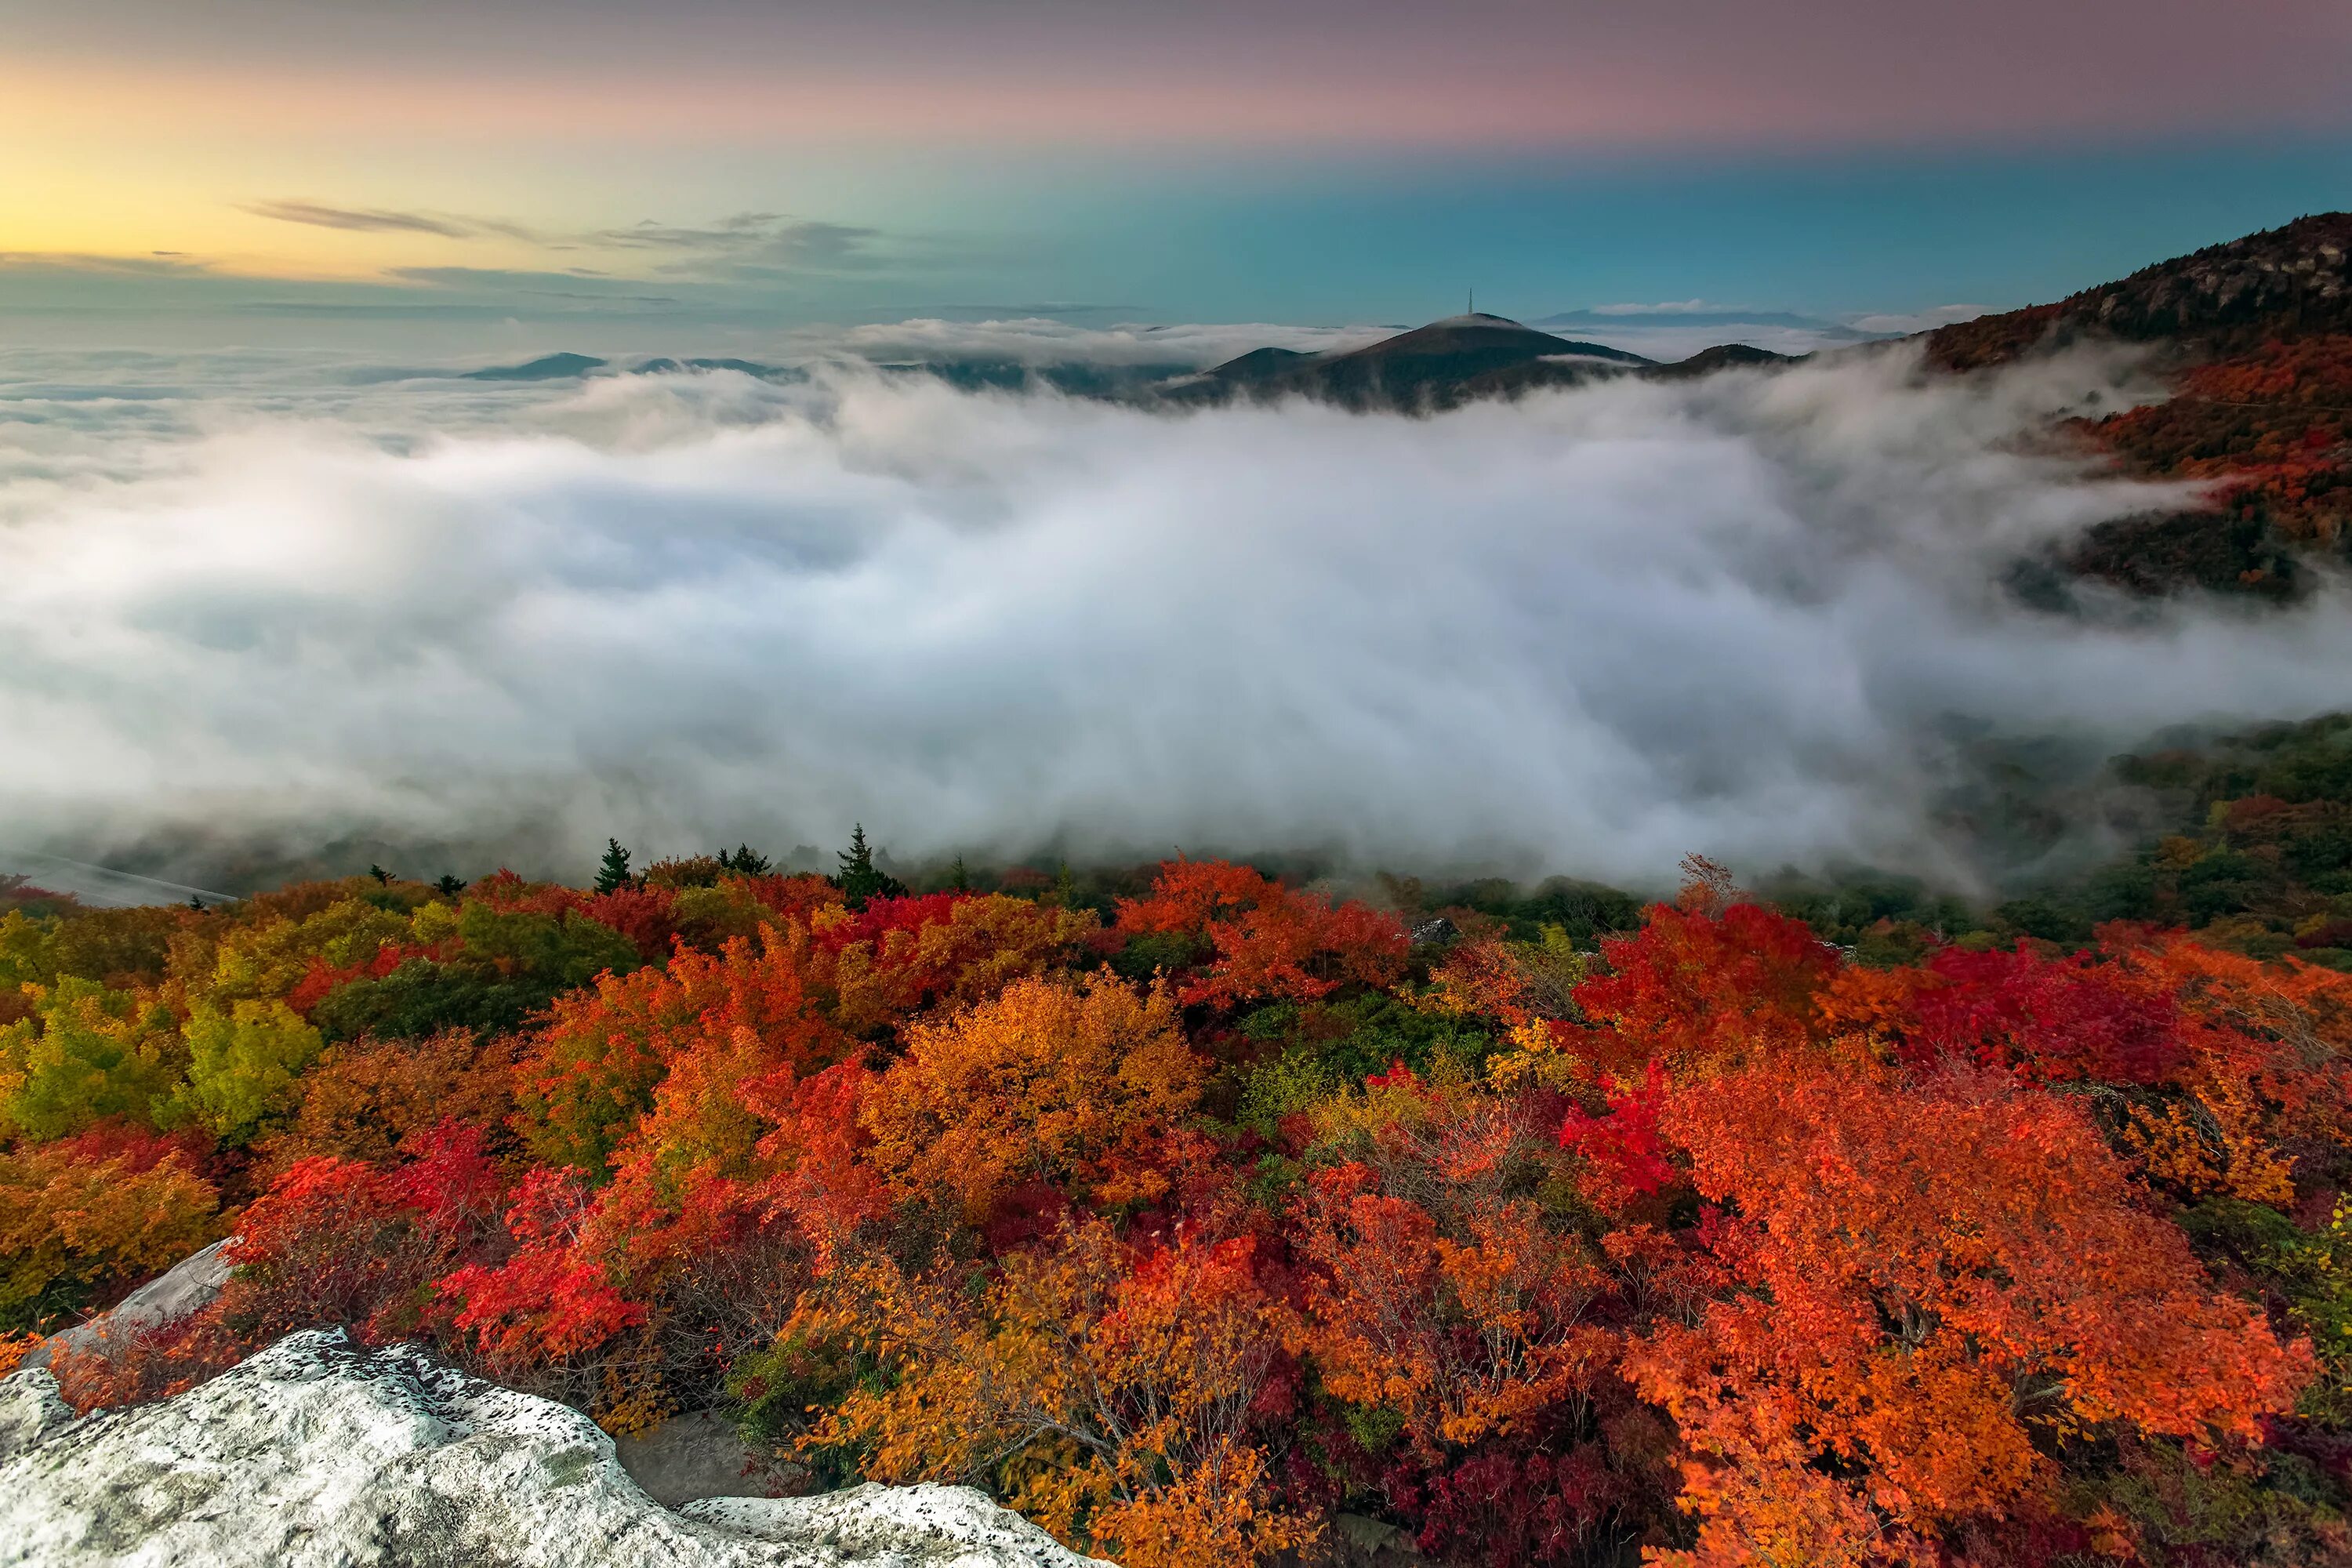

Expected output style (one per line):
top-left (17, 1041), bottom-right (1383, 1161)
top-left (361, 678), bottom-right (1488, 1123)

top-left (436, 874), bottom-right (469, 898)
top-left (594, 838), bottom-right (634, 895)
top-left (837, 823), bottom-right (870, 884)
top-left (368, 864), bottom-right (393, 886)
top-left (721, 843), bottom-right (771, 876)
top-left (833, 824), bottom-right (906, 910)
top-left (949, 854), bottom-right (971, 893)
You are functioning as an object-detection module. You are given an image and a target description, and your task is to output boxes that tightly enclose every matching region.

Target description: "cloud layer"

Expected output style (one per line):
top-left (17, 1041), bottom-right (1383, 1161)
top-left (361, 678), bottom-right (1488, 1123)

top-left (4, 343), bottom-right (2349, 891)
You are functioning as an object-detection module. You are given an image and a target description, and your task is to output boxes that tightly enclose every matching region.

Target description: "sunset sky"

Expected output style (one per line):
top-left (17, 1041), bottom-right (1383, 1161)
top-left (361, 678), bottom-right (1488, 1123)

top-left (5, 0), bottom-right (2350, 336)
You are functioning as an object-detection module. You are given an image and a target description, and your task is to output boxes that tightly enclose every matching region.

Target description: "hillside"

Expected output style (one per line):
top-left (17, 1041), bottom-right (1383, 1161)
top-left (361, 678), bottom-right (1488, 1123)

top-left (1937, 214), bottom-right (2352, 600)
top-left (1926, 213), bottom-right (2352, 369)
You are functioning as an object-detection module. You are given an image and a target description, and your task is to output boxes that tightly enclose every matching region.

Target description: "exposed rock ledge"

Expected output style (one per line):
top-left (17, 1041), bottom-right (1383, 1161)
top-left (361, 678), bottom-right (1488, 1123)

top-left (0, 1328), bottom-right (1111, 1568)
top-left (20, 1236), bottom-right (238, 1372)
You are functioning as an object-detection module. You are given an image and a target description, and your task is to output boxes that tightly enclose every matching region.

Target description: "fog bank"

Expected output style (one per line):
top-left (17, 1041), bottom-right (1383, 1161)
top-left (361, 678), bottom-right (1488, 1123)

top-left (3, 343), bottom-right (2346, 891)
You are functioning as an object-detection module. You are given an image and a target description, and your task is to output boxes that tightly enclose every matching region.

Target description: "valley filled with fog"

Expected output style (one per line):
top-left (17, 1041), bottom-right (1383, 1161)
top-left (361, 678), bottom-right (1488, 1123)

top-left (5, 332), bottom-right (2348, 893)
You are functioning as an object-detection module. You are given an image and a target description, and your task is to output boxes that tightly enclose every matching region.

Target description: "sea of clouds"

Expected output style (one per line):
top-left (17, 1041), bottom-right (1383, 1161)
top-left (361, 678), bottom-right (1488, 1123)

top-left (4, 329), bottom-right (2349, 897)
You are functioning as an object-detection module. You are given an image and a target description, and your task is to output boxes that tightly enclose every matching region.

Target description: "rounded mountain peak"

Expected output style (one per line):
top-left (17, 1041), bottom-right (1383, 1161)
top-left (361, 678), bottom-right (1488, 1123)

top-left (1425, 312), bottom-right (1530, 329)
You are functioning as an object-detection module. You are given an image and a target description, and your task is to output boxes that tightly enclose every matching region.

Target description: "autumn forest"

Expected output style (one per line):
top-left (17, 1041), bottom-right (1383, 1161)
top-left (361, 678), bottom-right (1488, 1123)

top-left (6, 792), bottom-right (2352, 1567)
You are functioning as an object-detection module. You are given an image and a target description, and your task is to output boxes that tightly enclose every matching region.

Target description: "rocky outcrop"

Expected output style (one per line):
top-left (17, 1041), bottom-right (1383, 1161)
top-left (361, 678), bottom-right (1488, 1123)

top-left (20, 1236), bottom-right (238, 1373)
top-left (0, 1329), bottom-right (1111, 1568)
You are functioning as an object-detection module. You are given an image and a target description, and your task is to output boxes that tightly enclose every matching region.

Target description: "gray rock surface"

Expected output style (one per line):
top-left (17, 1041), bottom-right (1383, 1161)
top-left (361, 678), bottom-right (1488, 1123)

top-left (616, 1410), bottom-right (804, 1507)
top-left (21, 1236), bottom-right (238, 1372)
top-left (0, 1328), bottom-right (1111, 1568)
top-left (0, 1362), bottom-right (75, 1461)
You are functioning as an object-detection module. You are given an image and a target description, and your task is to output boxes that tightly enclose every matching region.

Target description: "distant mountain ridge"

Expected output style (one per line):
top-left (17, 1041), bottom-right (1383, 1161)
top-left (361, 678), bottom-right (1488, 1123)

top-left (449, 214), bottom-right (2352, 449)
top-left (450, 351), bottom-right (1184, 397)
top-left (445, 311), bottom-right (1816, 409)
top-left (460, 352), bottom-right (608, 382)
top-left (1170, 311), bottom-right (1802, 412)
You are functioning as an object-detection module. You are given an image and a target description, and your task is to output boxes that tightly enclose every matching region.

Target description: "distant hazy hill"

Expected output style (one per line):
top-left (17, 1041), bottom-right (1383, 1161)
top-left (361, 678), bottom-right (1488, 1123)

top-left (1163, 312), bottom-right (1831, 411)
top-left (629, 357), bottom-right (798, 379)
top-left (461, 352), bottom-right (608, 382)
top-left (1532, 307), bottom-right (1870, 338)
top-left (1196, 345), bottom-right (1316, 390)
top-left (1172, 313), bottom-right (1671, 411)
top-left (1650, 342), bottom-right (1802, 379)
top-left (451, 351), bottom-right (1185, 396)
top-left (872, 358), bottom-right (1198, 397)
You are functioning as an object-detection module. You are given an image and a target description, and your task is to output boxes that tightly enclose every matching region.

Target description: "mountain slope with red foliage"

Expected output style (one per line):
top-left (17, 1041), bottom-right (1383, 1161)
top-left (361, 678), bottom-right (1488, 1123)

top-left (1932, 215), bottom-right (2352, 597)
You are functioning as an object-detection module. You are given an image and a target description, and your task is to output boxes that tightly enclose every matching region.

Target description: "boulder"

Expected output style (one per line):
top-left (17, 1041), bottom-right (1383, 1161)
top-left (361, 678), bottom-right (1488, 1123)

top-left (22, 1236), bottom-right (238, 1372)
top-left (0, 1328), bottom-right (1111, 1568)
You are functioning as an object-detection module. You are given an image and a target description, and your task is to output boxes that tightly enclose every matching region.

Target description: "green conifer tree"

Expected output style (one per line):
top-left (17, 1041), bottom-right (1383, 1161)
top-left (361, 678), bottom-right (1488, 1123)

top-left (833, 824), bottom-right (906, 910)
top-left (594, 838), bottom-right (634, 895)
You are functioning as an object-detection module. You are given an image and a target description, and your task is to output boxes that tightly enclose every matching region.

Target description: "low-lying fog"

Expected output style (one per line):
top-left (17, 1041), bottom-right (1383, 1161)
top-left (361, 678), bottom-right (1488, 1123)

top-left (4, 330), bottom-right (2346, 895)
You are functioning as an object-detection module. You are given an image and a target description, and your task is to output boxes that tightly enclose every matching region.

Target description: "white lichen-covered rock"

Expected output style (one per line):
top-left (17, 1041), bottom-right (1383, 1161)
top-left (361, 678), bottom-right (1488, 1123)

top-left (0, 1329), bottom-right (1112, 1568)
top-left (0, 1362), bottom-right (76, 1462)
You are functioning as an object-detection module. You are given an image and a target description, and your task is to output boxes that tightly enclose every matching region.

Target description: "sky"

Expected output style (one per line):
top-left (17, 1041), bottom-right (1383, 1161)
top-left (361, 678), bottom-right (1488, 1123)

top-left (5, 0), bottom-right (2350, 342)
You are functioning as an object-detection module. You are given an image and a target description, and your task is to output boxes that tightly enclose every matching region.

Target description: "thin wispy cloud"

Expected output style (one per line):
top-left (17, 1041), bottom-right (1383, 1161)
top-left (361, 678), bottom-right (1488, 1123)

top-left (0, 251), bottom-right (213, 277)
top-left (241, 200), bottom-right (513, 240)
top-left (241, 199), bottom-right (895, 280)
top-left (594, 213), bottom-right (785, 249)
top-left (597, 215), bottom-right (888, 275)
top-left (385, 266), bottom-right (681, 303)
top-left (1588, 299), bottom-right (1716, 315)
